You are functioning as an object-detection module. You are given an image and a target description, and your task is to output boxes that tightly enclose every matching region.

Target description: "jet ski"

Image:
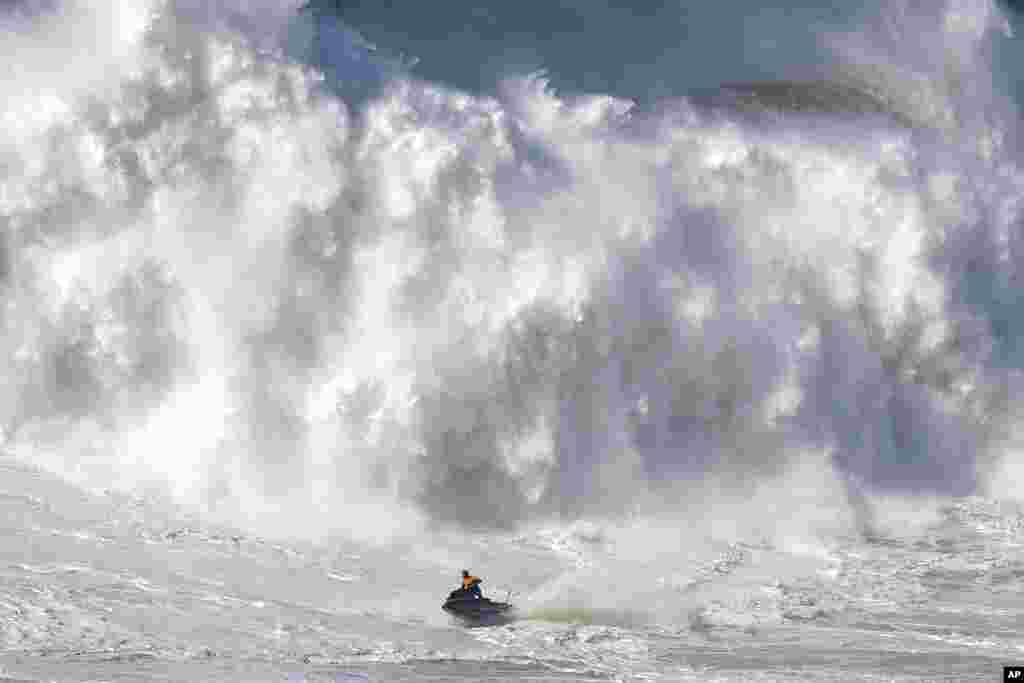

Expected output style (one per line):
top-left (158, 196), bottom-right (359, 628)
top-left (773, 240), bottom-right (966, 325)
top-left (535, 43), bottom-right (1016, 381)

top-left (441, 588), bottom-right (514, 625)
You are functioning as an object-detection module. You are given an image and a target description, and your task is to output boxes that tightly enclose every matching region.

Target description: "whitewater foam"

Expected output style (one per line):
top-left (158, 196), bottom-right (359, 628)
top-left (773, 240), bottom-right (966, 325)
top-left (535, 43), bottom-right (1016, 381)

top-left (0, 0), bottom-right (1022, 555)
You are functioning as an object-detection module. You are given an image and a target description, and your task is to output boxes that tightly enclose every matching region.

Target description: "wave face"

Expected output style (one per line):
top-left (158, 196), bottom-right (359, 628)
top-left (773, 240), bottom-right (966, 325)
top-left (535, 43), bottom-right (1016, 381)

top-left (3, 0), bottom-right (1024, 539)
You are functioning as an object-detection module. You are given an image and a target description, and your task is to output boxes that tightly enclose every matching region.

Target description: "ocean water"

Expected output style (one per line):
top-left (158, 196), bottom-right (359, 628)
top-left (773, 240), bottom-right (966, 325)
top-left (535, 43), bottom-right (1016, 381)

top-left (2, 1), bottom-right (1024, 681)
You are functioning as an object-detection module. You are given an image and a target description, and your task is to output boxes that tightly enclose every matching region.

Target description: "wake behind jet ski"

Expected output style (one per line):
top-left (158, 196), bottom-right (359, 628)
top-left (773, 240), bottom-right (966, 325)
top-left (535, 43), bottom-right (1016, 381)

top-left (442, 570), bottom-right (514, 625)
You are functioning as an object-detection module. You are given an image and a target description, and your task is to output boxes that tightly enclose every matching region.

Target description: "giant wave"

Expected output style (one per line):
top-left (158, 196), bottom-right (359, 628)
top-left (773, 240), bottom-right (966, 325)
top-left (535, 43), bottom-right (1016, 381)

top-left (1, 0), bottom-right (1023, 548)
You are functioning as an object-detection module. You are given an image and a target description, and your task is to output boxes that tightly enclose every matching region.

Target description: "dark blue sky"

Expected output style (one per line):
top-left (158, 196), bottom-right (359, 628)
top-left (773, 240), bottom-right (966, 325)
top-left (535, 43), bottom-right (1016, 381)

top-left (300, 1), bottom-right (856, 103)
top-left (299, 0), bottom-right (1024, 110)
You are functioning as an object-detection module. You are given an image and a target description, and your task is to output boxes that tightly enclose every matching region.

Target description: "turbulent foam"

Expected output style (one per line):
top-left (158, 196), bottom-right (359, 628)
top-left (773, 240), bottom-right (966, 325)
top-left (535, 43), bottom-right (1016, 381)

top-left (1, 0), bottom-right (1024, 543)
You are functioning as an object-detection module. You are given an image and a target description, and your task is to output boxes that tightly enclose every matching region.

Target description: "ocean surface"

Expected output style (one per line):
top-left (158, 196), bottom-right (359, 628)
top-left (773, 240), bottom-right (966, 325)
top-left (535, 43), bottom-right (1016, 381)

top-left (2, 1), bottom-right (1024, 681)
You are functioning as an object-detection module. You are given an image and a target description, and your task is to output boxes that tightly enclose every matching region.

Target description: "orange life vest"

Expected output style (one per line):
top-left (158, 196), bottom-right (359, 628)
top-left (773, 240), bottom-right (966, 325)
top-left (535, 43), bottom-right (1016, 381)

top-left (462, 575), bottom-right (481, 589)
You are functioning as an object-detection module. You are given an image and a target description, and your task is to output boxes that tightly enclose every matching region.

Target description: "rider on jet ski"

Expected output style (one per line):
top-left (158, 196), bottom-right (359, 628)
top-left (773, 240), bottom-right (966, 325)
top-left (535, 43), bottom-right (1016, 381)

top-left (460, 570), bottom-right (483, 598)
top-left (443, 570), bottom-right (512, 622)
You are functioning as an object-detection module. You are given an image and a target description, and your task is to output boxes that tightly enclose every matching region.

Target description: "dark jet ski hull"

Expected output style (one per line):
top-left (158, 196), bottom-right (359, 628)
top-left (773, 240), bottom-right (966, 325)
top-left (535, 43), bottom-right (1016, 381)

top-left (441, 597), bottom-right (514, 625)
